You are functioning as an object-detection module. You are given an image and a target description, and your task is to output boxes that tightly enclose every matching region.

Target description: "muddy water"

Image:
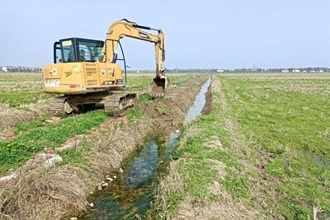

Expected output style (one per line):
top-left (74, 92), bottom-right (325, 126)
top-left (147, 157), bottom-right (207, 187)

top-left (184, 77), bottom-right (211, 124)
top-left (81, 77), bottom-right (211, 219)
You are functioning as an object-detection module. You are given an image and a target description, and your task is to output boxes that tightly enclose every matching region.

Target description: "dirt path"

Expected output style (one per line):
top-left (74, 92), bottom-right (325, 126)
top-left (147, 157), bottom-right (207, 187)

top-left (0, 76), bottom-right (209, 220)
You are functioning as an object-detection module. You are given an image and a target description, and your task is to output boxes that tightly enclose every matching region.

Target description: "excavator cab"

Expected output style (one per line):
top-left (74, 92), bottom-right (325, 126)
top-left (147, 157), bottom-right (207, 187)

top-left (53, 38), bottom-right (104, 63)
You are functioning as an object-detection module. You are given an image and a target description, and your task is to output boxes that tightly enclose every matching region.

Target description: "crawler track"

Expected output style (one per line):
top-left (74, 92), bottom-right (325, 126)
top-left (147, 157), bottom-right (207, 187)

top-left (104, 92), bottom-right (137, 116)
top-left (47, 97), bottom-right (67, 115)
top-left (47, 92), bottom-right (137, 116)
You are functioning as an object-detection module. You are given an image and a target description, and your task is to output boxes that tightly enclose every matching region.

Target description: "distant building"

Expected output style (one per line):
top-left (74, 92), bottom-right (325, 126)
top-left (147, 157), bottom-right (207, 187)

top-left (217, 69), bottom-right (224, 73)
top-left (281, 69), bottom-right (289, 73)
top-left (292, 69), bottom-right (300, 73)
top-left (1, 66), bottom-right (8, 72)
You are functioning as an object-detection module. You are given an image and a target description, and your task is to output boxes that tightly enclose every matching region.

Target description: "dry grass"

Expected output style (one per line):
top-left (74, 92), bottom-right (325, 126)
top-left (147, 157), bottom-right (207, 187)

top-left (0, 100), bottom-right (49, 131)
top-left (153, 124), bottom-right (264, 220)
top-left (0, 118), bottom-right (154, 219)
top-left (88, 120), bottom-right (152, 178)
top-left (152, 159), bottom-right (185, 220)
top-left (173, 191), bottom-right (264, 220)
top-left (0, 109), bottom-right (36, 131)
top-left (0, 165), bottom-right (92, 220)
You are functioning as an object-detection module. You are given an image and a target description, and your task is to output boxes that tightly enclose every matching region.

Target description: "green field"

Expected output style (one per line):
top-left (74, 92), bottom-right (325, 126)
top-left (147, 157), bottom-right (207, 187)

top-left (1, 72), bottom-right (329, 219)
top-left (0, 72), bottom-right (198, 108)
top-left (0, 72), bottom-right (52, 108)
top-left (221, 74), bottom-right (330, 218)
top-left (154, 73), bottom-right (330, 220)
top-left (0, 73), bottom-right (201, 174)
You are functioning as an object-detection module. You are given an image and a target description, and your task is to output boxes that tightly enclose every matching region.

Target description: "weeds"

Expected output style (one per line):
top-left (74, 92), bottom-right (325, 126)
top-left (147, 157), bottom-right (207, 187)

top-left (125, 108), bottom-right (143, 120)
top-left (137, 93), bottom-right (152, 102)
top-left (0, 110), bottom-right (107, 174)
top-left (153, 73), bottom-right (330, 220)
top-left (59, 141), bottom-right (93, 173)
top-left (220, 73), bottom-right (330, 219)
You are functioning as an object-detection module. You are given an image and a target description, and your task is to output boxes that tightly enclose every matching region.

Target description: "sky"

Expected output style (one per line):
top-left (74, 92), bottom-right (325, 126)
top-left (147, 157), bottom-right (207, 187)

top-left (0, 0), bottom-right (329, 70)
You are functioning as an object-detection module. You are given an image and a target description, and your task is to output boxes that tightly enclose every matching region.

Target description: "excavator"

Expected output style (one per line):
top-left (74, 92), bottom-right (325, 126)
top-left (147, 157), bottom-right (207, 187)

top-left (42, 19), bottom-right (168, 115)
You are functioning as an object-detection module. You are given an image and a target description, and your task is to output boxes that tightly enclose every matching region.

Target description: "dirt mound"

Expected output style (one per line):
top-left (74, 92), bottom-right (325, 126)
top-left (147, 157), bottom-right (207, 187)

top-left (0, 75), bottom-right (210, 219)
top-left (140, 78), bottom-right (209, 135)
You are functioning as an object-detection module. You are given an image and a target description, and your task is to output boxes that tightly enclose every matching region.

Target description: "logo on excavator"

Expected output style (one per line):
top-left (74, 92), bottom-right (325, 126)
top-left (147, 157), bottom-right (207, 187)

top-left (51, 68), bottom-right (57, 76)
top-left (101, 69), bottom-right (106, 76)
top-left (65, 71), bottom-right (72, 77)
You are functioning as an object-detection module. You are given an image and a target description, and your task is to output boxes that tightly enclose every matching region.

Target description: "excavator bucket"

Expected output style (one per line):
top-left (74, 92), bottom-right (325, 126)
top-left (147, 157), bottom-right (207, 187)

top-left (150, 77), bottom-right (169, 97)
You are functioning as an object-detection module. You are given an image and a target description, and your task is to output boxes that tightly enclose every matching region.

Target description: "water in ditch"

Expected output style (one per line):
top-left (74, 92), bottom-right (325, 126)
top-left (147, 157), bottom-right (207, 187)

top-left (81, 77), bottom-right (211, 219)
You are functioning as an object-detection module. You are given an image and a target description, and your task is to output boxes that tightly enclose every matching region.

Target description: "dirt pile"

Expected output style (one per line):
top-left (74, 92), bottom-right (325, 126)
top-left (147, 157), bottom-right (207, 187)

top-left (140, 77), bottom-right (210, 135)
top-left (0, 75), bottom-right (210, 220)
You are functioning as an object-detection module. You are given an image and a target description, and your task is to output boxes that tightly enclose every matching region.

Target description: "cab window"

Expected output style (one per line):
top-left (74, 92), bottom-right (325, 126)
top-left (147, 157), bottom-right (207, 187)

top-left (61, 40), bottom-right (74, 62)
top-left (78, 41), bottom-right (103, 62)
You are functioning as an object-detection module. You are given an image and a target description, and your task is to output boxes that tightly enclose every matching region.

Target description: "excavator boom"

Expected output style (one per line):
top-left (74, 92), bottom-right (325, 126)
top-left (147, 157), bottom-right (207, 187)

top-left (101, 19), bottom-right (168, 96)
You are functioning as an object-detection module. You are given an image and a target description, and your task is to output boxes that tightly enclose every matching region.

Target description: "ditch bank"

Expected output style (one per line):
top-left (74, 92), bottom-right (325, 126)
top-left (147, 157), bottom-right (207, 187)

top-left (0, 75), bottom-right (211, 220)
top-left (80, 77), bottom-right (212, 219)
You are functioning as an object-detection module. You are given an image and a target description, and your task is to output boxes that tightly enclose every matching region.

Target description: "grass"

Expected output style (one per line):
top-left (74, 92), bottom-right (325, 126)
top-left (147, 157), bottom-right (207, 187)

top-left (137, 93), bottom-right (153, 102)
top-left (0, 72), bottom-right (53, 107)
top-left (0, 110), bottom-right (107, 174)
top-left (0, 72), bottom-right (200, 174)
top-left (0, 72), bottom-right (200, 108)
top-left (59, 140), bottom-right (93, 173)
top-left (125, 108), bottom-right (143, 120)
top-left (150, 84), bottom-right (236, 217)
top-left (0, 73), bottom-right (198, 174)
top-left (124, 73), bottom-right (206, 92)
top-left (153, 73), bottom-right (330, 220)
top-left (220, 74), bottom-right (330, 219)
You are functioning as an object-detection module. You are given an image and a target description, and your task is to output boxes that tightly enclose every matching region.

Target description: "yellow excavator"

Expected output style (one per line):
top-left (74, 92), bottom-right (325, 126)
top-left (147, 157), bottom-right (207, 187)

top-left (42, 19), bottom-right (168, 115)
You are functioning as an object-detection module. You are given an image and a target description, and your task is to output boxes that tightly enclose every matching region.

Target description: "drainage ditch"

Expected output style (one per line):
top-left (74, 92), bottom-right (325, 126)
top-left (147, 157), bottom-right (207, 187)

top-left (81, 77), bottom-right (212, 219)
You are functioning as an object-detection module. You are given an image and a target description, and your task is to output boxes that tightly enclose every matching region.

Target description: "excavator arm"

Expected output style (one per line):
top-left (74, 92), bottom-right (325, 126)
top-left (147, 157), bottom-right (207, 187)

top-left (100, 19), bottom-right (168, 96)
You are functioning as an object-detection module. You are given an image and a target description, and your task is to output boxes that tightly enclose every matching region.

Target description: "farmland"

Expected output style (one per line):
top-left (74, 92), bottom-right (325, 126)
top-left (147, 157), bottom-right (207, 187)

top-left (152, 73), bottom-right (330, 220)
top-left (0, 72), bottom-right (330, 219)
top-left (0, 73), bottom-right (203, 173)
top-left (0, 72), bottom-right (208, 219)
top-left (0, 72), bottom-right (52, 108)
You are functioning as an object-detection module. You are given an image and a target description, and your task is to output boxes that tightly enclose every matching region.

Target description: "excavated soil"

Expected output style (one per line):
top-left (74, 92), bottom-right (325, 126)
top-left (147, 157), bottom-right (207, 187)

top-left (0, 75), bottom-right (210, 220)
